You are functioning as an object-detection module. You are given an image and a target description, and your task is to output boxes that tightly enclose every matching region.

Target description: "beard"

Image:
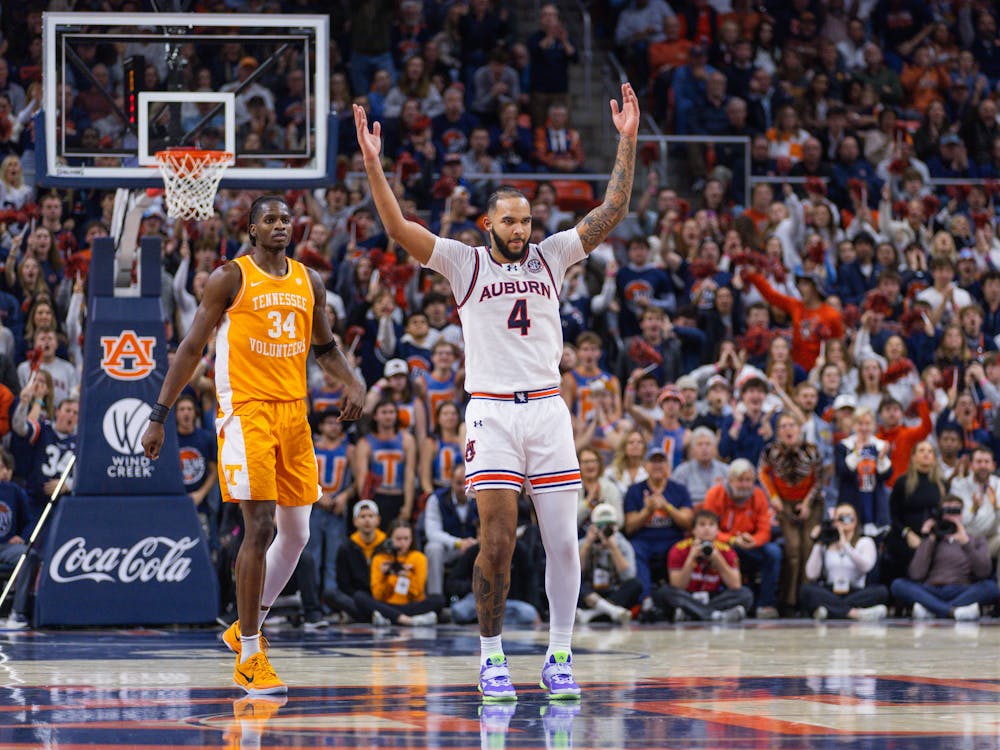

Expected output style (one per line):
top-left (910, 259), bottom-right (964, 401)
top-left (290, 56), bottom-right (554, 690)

top-left (490, 226), bottom-right (527, 262)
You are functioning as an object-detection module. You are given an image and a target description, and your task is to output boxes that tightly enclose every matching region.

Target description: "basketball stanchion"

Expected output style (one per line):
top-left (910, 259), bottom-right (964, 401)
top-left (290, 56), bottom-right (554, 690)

top-left (0, 453), bottom-right (77, 611)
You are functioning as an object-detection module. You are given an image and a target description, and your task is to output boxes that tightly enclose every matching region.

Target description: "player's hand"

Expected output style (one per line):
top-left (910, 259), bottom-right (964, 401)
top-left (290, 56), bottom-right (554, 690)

top-left (610, 82), bottom-right (640, 138)
top-left (142, 422), bottom-right (165, 460)
top-left (353, 104), bottom-right (382, 164)
top-left (338, 375), bottom-right (366, 422)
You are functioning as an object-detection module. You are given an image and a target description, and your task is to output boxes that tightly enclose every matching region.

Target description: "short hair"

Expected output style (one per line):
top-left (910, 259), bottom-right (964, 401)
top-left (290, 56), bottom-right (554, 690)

top-left (248, 194), bottom-right (288, 245)
top-left (689, 426), bottom-right (717, 444)
top-left (575, 331), bottom-right (601, 348)
top-left (421, 292), bottom-right (449, 311)
top-left (486, 186), bottom-right (527, 214)
top-left (727, 458), bottom-right (755, 480)
top-left (878, 396), bottom-right (902, 412)
top-left (982, 270), bottom-right (1000, 285)
top-left (693, 508), bottom-right (720, 526)
top-left (930, 255), bottom-right (954, 271)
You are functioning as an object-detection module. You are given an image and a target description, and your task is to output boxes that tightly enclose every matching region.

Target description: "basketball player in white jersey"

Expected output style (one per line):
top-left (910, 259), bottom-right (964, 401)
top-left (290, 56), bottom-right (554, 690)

top-left (354, 82), bottom-right (639, 700)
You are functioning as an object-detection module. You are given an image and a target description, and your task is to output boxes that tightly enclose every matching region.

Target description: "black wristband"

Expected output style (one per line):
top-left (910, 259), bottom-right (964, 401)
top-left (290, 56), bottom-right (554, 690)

top-left (312, 339), bottom-right (338, 357)
top-left (148, 402), bottom-right (170, 424)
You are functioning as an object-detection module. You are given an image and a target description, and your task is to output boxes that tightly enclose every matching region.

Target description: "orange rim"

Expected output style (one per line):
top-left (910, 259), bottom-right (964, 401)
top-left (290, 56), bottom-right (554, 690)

top-left (155, 148), bottom-right (234, 166)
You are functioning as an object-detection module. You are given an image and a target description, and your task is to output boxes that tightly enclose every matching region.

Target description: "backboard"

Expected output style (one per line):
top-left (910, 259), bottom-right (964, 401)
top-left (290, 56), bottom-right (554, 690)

top-left (40, 12), bottom-right (333, 189)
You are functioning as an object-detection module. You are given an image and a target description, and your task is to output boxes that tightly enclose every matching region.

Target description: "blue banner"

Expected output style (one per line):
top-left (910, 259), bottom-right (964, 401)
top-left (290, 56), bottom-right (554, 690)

top-left (35, 495), bottom-right (218, 626)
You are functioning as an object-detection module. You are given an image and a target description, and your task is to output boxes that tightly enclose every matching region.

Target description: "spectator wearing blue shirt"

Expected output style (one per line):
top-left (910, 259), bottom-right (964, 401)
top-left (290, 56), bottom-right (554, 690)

top-left (0, 446), bottom-right (29, 573)
top-left (615, 236), bottom-right (677, 339)
top-left (927, 133), bottom-right (980, 180)
top-left (175, 393), bottom-right (219, 550)
top-left (719, 376), bottom-right (774, 466)
top-left (623, 446), bottom-right (693, 599)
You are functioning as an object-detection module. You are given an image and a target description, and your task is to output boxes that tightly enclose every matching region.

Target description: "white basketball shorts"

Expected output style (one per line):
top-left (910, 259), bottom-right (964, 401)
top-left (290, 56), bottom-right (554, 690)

top-left (463, 387), bottom-right (582, 496)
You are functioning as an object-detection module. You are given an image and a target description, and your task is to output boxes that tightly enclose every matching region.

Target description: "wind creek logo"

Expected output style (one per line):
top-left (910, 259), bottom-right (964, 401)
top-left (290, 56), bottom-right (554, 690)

top-left (48, 535), bottom-right (198, 584)
top-left (103, 398), bottom-right (154, 478)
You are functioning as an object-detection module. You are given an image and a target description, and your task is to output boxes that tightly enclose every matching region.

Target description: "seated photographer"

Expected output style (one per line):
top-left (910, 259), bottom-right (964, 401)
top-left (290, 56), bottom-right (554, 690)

top-left (332, 500), bottom-right (387, 622)
top-left (800, 503), bottom-right (889, 621)
top-left (947, 447), bottom-right (1000, 559)
top-left (353, 519), bottom-right (445, 626)
top-left (576, 503), bottom-right (641, 625)
top-left (889, 496), bottom-right (1000, 621)
top-left (653, 509), bottom-right (754, 622)
top-left (703, 459), bottom-right (782, 618)
top-left (423, 464), bottom-right (478, 597)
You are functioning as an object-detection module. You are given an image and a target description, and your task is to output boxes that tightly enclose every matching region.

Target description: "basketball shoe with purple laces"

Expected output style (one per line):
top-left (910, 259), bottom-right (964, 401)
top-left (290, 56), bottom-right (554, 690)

top-left (479, 654), bottom-right (517, 701)
top-left (540, 651), bottom-right (581, 698)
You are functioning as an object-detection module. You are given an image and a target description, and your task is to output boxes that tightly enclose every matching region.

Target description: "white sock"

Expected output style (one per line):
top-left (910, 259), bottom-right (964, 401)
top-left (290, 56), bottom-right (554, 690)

top-left (259, 505), bottom-right (311, 621)
top-left (256, 606), bottom-right (270, 633)
top-left (546, 628), bottom-right (573, 660)
top-left (531, 488), bottom-right (580, 658)
top-left (480, 635), bottom-right (504, 664)
top-left (240, 633), bottom-right (261, 662)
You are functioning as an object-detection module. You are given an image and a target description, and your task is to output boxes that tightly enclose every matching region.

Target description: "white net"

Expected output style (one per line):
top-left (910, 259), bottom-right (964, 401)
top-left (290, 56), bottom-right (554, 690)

top-left (155, 149), bottom-right (234, 221)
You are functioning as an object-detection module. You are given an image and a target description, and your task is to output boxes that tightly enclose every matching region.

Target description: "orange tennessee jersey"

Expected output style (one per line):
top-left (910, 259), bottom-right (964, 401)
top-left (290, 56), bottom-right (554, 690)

top-left (215, 255), bottom-right (314, 411)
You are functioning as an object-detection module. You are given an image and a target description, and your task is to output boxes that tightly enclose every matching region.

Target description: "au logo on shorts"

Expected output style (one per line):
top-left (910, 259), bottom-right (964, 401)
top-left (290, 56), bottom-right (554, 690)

top-left (464, 439), bottom-right (476, 463)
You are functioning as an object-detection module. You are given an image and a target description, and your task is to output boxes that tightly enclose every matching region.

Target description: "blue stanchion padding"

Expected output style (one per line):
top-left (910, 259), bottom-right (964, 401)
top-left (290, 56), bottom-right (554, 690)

top-left (35, 495), bottom-right (218, 626)
top-left (75, 236), bottom-right (184, 496)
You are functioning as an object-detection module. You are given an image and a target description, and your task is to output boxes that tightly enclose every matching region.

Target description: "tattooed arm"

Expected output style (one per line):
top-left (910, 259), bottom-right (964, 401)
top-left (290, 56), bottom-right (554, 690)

top-left (576, 83), bottom-right (640, 254)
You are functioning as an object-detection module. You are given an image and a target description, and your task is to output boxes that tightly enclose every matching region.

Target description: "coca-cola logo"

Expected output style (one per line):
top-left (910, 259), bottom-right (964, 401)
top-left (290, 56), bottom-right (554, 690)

top-left (48, 536), bottom-right (198, 584)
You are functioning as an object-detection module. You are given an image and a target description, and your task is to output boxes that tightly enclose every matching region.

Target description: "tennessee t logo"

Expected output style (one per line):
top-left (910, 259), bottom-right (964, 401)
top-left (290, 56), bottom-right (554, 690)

top-left (100, 330), bottom-right (156, 380)
top-left (224, 464), bottom-right (243, 486)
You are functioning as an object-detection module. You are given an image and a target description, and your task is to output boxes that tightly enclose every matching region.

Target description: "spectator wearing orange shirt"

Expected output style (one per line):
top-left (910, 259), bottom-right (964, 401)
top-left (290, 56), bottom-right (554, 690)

top-left (702, 459), bottom-right (781, 617)
top-left (876, 383), bottom-right (932, 488)
top-left (742, 270), bottom-right (845, 371)
top-left (900, 46), bottom-right (950, 115)
top-left (533, 103), bottom-right (584, 173)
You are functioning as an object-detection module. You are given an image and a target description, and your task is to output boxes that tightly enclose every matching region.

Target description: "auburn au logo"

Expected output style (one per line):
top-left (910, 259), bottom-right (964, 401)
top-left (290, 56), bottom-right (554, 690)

top-left (100, 330), bottom-right (156, 380)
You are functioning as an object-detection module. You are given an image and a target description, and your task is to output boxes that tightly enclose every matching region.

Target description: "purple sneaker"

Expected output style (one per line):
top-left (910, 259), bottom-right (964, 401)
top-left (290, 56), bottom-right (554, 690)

top-left (540, 651), bottom-right (581, 698)
top-left (479, 654), bottom-right (517, 701)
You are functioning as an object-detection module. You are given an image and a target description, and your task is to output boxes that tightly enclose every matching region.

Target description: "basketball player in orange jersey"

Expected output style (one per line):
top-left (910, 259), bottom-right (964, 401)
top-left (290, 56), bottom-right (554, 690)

top-left (355, 82), bottom-right (638, 700)
top-left (141, 196), bottom-right (365, 695)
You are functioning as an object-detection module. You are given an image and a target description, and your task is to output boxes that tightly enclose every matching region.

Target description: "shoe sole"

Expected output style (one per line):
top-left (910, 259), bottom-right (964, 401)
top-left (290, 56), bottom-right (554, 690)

top-left (539, 680), bottom-right (582, 699)
top-left (478, 685), bottom-right (517, 702)
top-left (235, 680), bottom-right (289, 696)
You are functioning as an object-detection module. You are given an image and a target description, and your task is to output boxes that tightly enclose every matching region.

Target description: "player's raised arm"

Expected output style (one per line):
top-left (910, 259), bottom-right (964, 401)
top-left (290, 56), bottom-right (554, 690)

top-left (354, 104), bottom-right (437, 265)
top-left (576, 82), bottom-right (639, 254)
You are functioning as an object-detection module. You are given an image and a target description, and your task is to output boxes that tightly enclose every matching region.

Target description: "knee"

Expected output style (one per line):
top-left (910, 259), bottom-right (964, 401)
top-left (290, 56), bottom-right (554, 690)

top-left (424, 542), bottom-right (444, 561)
top-left (244, 516), bottom-right (276, 550)
top-left (764, 543), bottom-right (783, 563)
top-left (280, 525), bottom-right (310, 554)
top-left (479, 528), bottom-right (515, 568)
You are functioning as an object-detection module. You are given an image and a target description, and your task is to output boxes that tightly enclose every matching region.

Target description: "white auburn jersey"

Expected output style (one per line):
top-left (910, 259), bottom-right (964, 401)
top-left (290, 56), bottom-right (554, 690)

top-left (426, 229), bottom-right (586, 393)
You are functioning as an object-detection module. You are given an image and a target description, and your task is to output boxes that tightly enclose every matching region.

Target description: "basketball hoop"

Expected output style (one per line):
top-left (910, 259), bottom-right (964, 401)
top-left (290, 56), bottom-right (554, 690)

top-left (154, 148), bottom-right (234, 221)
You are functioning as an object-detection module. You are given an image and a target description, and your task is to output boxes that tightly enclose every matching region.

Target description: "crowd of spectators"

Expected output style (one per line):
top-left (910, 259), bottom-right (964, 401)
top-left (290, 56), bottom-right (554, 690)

top-left (4, 1), bottom-right (1000, 628)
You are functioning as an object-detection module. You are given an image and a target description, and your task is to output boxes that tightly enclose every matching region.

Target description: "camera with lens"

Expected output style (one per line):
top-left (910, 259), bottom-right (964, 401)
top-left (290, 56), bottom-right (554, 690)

top-left (818, 518), bottom-right (840, 545)
top-left (931, 505), bottom-right (962, 539)
top-left (601, 524), bottom-right (616, 539)
top-left (699, 540), bottom-right (715, 558)
top-left (380, 539), bottom-right (405, 574)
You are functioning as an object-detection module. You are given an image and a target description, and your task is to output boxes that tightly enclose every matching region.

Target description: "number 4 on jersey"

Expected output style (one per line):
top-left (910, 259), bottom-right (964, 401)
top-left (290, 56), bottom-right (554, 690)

top-left (507, 298), bottom-right (530, 336)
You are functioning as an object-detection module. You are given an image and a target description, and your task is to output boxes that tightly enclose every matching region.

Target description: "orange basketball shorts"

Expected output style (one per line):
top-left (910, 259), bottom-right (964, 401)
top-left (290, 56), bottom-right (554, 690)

top-left (216, 399), bottom-right (320, 506)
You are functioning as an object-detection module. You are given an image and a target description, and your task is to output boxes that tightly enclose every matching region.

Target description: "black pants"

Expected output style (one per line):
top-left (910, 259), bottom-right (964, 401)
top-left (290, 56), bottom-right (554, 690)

top-left (373, 491), bottom-right (404, 531)
top-left (798, 582), bottom-right (890, 619)
top-left (352, 591), bottom-right (446, 624)
top-left (580, 577), bottom-right (643, 610)
top-left (652, 585), bottom-right (755, 621)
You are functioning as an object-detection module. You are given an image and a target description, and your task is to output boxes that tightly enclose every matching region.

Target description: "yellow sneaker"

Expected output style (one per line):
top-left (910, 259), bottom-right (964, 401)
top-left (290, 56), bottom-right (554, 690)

top-left (222, 620), bottom-right (269, 656)
top-left (233, 652), bottom-right (287, 695)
